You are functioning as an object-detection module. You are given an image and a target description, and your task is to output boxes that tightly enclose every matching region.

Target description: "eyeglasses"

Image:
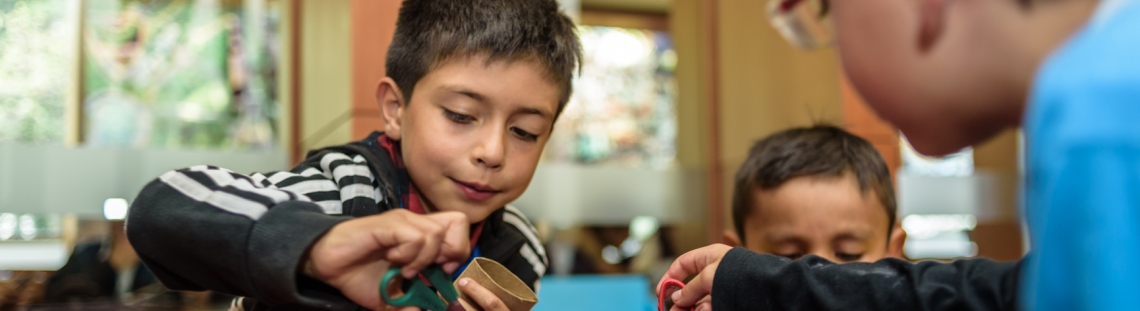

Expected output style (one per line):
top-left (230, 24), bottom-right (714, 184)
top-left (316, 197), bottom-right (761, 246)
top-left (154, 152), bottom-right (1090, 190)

top-left (767, 0), bottom-right (834, 50)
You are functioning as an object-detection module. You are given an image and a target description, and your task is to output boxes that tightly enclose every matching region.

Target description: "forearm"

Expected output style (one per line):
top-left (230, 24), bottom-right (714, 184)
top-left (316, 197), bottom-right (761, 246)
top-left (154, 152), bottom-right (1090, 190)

top-left (127, 168), bottom-right (351, 307)
top-left (712, 247), bottom-right (1020, 311)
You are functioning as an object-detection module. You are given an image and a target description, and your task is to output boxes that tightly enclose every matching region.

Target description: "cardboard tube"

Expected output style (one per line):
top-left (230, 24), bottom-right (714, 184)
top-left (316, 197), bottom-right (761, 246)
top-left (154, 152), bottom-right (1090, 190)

top-left (453, 257), bottom-right (538, 311)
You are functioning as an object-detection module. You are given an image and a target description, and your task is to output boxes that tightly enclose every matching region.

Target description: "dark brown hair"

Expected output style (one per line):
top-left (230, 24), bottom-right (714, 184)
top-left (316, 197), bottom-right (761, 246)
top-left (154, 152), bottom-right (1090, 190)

top-left (732, 125), bottom-right (897, 244)
top-left (386, 0), bottom-right (582, 118)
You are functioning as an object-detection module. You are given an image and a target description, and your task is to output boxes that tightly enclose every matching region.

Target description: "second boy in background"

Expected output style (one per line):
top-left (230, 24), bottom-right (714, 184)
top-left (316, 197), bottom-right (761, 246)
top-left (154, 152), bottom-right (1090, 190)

top-left (725, 125), bottom-right (905, 263)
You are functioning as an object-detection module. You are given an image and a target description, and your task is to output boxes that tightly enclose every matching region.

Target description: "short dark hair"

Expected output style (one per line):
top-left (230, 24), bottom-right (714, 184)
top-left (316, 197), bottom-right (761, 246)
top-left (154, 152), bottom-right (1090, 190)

top-left (386, 0), bottom-right (582, 117)
top-left (732, 125), bottom-right (897, 244)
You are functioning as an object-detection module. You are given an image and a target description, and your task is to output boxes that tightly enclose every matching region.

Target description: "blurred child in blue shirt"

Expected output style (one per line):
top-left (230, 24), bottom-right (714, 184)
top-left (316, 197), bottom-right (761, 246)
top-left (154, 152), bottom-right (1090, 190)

top-left (1021, 1), bottom-right (1140, 309)
top-left (661, 0), bottom-right (1140, 310)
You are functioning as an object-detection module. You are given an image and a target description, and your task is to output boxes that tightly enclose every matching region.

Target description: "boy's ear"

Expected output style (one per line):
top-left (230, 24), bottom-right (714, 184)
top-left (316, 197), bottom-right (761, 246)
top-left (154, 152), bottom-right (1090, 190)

top-left (376, 77), bottom-right (407, 140)
top-left (918, 0), bottom-right (949, 52)
top-left (887, 223), bottom-right (908, 259)
top-left (722, 230), bottom-right (742, 247)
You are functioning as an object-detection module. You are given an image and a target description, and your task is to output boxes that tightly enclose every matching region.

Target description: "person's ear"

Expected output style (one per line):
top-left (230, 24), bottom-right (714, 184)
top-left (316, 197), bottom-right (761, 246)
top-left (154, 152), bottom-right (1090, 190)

top-left (723, 230), bottom-right (742, 247)
top-left (376, 77), bottom-right (407, 140)
top-left (887, 223), bottom-right (908, 259)
top-left (918, 0), bottom-right (950, 52)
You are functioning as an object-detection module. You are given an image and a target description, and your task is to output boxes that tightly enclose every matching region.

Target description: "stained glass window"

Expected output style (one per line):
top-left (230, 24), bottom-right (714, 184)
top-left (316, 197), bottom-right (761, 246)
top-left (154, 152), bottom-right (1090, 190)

top-left (82, 0), bottom-right (281, 149)
top-left (545, 26), bottom-right (677, 169)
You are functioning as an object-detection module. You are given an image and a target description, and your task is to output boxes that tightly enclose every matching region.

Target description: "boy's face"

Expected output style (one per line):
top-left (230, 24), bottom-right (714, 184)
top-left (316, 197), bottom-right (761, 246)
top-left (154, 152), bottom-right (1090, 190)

top-left (727, 173), bottom-right (903, 263)
top-left (379, 56), bottom-right (560, 223)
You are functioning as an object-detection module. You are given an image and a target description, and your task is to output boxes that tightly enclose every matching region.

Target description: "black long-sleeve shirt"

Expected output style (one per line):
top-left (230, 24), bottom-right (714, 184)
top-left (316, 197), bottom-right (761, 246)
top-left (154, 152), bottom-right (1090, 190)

top-left (712, 247), bottom-right (1021, 311)
top-left (126, 132), bottom-right (548, 310)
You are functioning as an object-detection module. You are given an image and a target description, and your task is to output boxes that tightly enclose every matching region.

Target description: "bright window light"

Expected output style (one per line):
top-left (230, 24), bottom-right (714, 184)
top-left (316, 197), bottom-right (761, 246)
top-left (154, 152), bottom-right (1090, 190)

top-left (0, 213), bottom-right (16, 240)
top-left (103, 198), bottom-right (129, 220)
top-left (902, 214), bottom-right (977, 239)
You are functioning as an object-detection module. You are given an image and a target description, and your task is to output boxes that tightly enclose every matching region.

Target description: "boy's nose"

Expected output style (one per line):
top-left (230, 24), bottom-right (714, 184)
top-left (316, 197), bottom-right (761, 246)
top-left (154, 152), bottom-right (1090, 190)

top-left (472, 130), bottom-right (505, 169)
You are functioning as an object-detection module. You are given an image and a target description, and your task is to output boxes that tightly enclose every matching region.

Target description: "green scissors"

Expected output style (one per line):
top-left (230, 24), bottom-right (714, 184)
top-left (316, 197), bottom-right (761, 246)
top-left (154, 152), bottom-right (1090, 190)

top-left (381, 265), bottom-right (466, 311)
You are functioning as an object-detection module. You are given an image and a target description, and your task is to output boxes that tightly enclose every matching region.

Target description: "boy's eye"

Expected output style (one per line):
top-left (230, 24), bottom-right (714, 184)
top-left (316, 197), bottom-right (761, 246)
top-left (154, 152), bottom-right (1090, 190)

top-left (836, 253), bottom-right (863, 262)
top-left (443, 109), bottom-right (475, 123)
top-left (776, 253), bottom-right (804, 261)
top-left (511, 127), bottom-right (538, 142)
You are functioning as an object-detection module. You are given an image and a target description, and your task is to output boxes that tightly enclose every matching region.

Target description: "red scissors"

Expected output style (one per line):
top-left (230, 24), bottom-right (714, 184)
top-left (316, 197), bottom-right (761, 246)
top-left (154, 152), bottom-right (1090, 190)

top-left (657, 277), bottom-right (693, 311)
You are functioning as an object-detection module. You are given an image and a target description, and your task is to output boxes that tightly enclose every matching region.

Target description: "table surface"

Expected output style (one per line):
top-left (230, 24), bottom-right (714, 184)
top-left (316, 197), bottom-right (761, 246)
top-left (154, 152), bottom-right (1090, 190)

top-left (534, 275), bottom-right (656, 311)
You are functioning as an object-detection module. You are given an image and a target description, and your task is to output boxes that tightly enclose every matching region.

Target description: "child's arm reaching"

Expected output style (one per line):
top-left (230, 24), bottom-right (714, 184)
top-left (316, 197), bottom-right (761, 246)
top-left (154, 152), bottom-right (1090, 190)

top-left (125, 154), bottom-right (470, 310)
top-left (126, 164), bottom-right (352, 307)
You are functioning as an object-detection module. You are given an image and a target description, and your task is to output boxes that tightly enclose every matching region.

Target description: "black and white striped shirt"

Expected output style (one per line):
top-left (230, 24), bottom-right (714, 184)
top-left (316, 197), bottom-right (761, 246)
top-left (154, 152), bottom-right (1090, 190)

top-left (126, 132), bottom-right (548, 310)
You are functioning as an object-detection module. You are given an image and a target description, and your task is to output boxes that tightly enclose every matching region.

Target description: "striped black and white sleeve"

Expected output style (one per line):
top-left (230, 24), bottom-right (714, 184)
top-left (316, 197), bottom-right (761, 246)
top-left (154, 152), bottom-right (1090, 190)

top-left (501, 205), bottom-right (549, 292)
top-left (251, 151), bottom-right (382, 215)
top-left (125, 151), bottom-right (379, 309)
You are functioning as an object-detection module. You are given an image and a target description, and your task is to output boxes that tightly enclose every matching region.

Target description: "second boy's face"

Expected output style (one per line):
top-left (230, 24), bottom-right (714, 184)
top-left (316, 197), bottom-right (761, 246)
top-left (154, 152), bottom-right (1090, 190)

top-left (383, 56), bottom-right (560, 223)
top-left (740, 173), bottom-right (896, 263)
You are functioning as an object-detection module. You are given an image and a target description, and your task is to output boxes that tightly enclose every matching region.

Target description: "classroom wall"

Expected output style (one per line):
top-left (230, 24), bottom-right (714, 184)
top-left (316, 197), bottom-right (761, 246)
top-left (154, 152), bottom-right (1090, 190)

top-left (284, 0), bottom-right (1023, 259)
top-left (841, 75), bottom-right (901, 179)
top-left (668, 1), bottom-right (708, 173)
top-left (713, 0), bottom-right (844, 237)
top-left (291, 0), bottom-right (400, 159)
top-left (664, 0), bottom-right (715, 252)
top-left (279, 0), bottom-right (295, 157)
top-left (971, 130), bottom-right (1024, 260)
top-left (298, 0), bottom-right (353, 152)
top-left (669, 0), bottom-right (847, 243)
top-left (350, 0), bottom-right (400, 139)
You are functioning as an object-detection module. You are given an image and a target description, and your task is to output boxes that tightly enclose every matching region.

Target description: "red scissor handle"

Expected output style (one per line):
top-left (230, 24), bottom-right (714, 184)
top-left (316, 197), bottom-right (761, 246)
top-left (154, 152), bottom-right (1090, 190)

top-left (657, 278), bottom-right (691, 311)
top-left (779, 0), bottom-right (804, 12)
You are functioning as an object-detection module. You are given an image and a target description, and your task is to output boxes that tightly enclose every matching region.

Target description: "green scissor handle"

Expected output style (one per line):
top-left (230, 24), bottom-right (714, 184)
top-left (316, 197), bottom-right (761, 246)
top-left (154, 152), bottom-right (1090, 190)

top-left (381, 266), bottom-right (461, 311)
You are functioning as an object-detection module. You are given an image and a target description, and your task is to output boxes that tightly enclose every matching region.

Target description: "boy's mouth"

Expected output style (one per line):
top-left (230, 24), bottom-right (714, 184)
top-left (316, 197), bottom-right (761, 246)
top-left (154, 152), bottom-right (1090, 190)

top-left (450, 178), bottom-right (502, 202)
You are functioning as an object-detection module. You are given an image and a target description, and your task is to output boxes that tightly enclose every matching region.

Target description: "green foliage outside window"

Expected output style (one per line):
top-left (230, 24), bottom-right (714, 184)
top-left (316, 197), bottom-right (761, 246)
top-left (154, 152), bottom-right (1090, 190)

top-left (0, 0), bottom-right (69, 144)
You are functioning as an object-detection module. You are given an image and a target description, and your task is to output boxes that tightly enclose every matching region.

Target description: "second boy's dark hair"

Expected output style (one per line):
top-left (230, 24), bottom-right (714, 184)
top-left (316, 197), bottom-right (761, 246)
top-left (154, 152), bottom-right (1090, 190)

top-left (386, 0), bottom-right (582, 118)
top-left (732, 125), bottom-right (897, 244)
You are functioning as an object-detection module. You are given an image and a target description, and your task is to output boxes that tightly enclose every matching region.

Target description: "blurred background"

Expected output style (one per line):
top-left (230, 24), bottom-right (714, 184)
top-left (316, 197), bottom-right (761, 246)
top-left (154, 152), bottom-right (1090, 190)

top-left (0, 0), bottom-right (1025, 310)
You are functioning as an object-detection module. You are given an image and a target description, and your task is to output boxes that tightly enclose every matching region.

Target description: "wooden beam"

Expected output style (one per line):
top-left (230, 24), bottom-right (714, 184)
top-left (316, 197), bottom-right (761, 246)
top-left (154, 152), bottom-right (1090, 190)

top-left (288, 0), bottom-right (302, 164)
top-left (702, 0), bottom-right (723, 245)
top-left (66, 0), bottom-right (85, 146)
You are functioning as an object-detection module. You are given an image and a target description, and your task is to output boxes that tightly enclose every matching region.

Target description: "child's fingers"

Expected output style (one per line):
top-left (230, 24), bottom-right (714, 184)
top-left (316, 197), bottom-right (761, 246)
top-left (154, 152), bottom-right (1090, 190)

top-left (658, 244), bottom-right (730, 292)
top-left (427, 211), bottom-right (471, 268)
top-left (695, 296), bottom-right (712, 311)
top-left (674, 299), bottom-right (712, 311)
top-left (457, 278), bottom-right (509, 311)
top-left (384, 229), bottom-right (425, 267)
top-left (672, 261), bottom-right (718, 308)
top-left (442, 262), bottom-right (460, 275)
top-left (400, 216), bottom-right (447, 278)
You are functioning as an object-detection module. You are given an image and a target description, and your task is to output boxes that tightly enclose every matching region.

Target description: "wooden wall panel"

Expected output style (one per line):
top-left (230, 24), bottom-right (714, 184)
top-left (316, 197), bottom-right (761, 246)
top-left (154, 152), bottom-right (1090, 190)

top-left (840, 74), bottom-right (900, 179)
top-left (350, 0), bottom-right (401, 140)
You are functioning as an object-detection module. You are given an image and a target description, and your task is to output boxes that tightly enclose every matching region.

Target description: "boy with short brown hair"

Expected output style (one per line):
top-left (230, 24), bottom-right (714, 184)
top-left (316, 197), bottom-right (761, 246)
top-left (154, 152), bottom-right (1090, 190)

top-left (127, 0), bottom-right (580, 310)
top-left (725, 125), bottom-right (905, 264)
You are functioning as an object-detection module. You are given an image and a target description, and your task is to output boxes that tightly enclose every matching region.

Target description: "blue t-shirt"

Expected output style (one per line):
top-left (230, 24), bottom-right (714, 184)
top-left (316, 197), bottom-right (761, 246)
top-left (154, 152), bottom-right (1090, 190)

top-left (1022, 0), bottom-right (1140, 309)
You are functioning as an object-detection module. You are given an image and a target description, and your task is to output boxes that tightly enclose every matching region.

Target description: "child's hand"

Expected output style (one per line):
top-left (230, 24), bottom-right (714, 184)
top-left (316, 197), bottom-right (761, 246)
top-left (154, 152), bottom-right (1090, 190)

top-left (659, 244), bottom-right (733, 311)
top-left (456, 277), bottom-right (511, 311)
top-left (306, 209), bottom-right (471, 310)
